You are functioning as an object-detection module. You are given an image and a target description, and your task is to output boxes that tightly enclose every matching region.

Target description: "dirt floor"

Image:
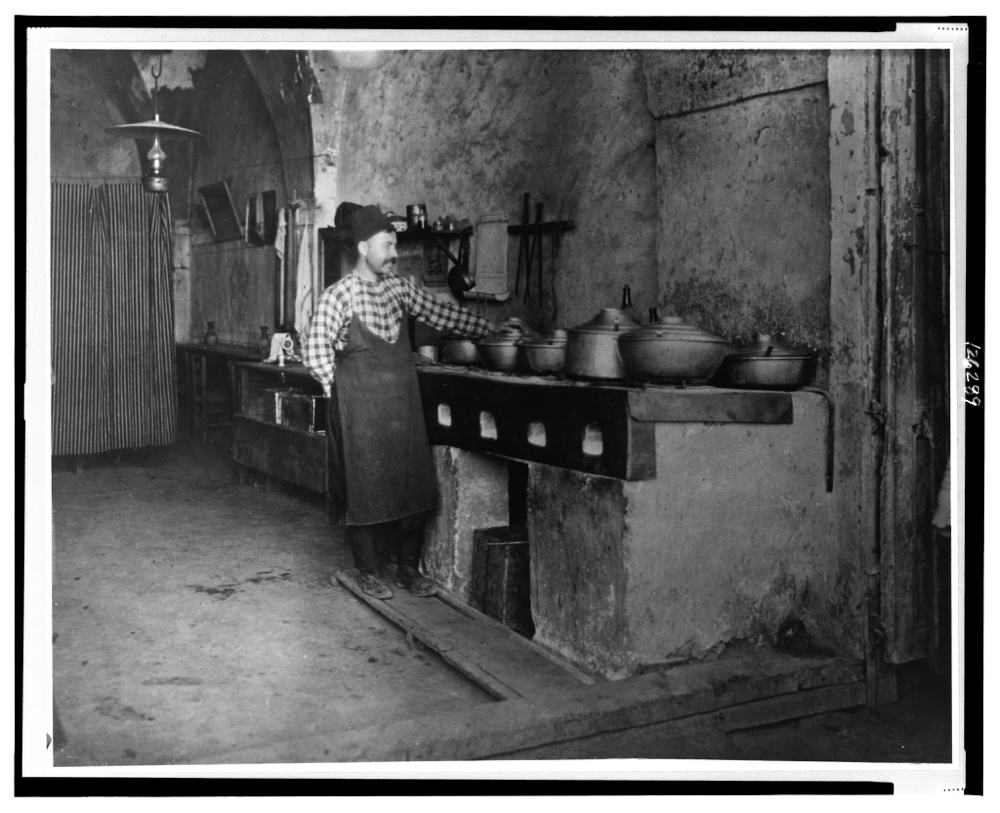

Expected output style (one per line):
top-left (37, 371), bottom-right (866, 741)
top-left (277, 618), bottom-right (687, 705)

top-left (48, 430), bottom-right (954, 767)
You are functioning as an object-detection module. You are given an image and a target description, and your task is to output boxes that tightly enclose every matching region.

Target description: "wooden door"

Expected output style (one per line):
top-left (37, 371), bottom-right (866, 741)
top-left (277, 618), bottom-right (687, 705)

top-left (878, 50), bottom-right (951, 664)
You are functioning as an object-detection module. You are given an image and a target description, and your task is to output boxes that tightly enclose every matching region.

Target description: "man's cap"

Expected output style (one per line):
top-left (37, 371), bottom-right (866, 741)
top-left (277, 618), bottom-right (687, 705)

top-left (349, 205), bottom-right (394, 246)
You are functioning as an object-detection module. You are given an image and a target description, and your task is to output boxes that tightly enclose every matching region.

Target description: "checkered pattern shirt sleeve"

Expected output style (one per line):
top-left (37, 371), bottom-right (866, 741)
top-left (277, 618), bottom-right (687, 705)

top-left (303, 274), bottom-right (493, 393)
top-left (402, 278), bottom-right (493, 338)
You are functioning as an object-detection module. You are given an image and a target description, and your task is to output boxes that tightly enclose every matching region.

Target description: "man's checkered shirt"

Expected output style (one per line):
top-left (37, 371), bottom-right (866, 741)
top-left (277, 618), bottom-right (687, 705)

top-left (303, 273), bottom-right (491, 394)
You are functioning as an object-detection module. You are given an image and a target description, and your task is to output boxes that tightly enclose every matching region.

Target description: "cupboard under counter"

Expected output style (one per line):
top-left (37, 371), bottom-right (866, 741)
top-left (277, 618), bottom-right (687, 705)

top-left (230, 361), bottom-right (333, 522)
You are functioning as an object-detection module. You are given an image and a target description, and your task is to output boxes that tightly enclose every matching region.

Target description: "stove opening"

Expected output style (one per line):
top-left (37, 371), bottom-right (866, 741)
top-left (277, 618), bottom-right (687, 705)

top-left (527, 421), bottom-right (547, 447)
top-left (437, 403), bottom-right (452, 427)
top-left (582, 422), bottom-right (603, 457)
top-left (479, 411), bottom-right (497, 440)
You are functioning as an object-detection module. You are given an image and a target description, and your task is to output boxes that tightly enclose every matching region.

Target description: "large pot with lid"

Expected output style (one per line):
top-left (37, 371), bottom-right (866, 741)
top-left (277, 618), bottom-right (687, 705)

top-left (565, 308), bottom-right (641, 379)
top-left (714, 334), bottom-right (817, 390)
top-left (618, 315), bottom-right (731, 383)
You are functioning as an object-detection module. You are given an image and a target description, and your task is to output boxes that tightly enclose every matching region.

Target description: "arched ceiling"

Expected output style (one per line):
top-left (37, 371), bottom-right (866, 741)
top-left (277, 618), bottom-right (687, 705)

top-left (240, 51), bottom-right (317, 204)
top-left (53, 50), bottom-right (320, 213)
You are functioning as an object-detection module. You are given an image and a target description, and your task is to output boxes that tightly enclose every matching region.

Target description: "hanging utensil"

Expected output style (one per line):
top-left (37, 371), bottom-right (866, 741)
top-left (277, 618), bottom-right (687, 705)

top-left (550, 226), bottom-right (561, 324)
top-left (524, 201), bottom-right (543, 304)
top-left (536, 202), bottom-right (545, 307)
top-left (446, 233), bottom-right (475, 300)
top-left (447, 263), bottom-right (475, 300)
top-left (514, 192), bottom-right (530, 296)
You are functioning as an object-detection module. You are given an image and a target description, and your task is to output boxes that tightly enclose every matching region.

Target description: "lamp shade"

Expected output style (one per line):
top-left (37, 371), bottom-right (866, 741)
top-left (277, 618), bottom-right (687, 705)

top-left (106, 116), bottom-right (203, 193)
top-left (105, 119), bottom-right (204, 141)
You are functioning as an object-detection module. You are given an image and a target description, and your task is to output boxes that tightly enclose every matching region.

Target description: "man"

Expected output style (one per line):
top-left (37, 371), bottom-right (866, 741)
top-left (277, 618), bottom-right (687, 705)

top-left (304, 205), bottom-right (493, 599)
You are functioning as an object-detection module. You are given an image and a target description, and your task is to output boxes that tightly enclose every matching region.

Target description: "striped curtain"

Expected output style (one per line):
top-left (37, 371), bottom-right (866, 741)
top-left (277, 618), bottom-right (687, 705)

top-left (51, 182), bottom-right (177, 455)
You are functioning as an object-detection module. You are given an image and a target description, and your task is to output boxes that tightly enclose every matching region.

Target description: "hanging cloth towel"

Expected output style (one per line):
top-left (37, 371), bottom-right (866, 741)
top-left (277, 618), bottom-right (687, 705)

top-left (294, 224), bottom-right (313, 339)
top-left (274, 208), bottom-right (287, 321)
top-left (275, 208), bottom-right (287, 261)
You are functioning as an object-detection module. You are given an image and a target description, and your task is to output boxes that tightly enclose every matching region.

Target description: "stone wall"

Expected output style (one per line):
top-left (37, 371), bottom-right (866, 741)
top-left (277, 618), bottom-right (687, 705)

top-left (50, 50), bottom-right (146, 183)
top-left (645, 51), bottom-right (832, 385)
top-left (311, 50), bottom-right (659, 335)
top-left (187, 52), bottom-right (296, 345)
top-left (528, 392), bottom-right (846, 678)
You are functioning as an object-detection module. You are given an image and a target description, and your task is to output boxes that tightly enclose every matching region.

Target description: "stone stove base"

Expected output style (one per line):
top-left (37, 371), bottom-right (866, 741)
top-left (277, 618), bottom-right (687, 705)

top-left (425, 391), bottom-right (843, 679)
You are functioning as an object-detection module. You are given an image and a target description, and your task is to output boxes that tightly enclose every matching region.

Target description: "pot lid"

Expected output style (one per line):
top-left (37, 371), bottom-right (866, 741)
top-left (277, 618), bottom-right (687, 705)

top-left (728, 333), bottom-right (816, 358)
top-left (518, 329), bottom-right (568, 348)
top-left (477, 331), bottom-right (523, 347)
top-left (618, 315), bottom-right (727, 344)
top-left (568, 308), bottom-right (641, 335)
top-left (495, 317), bottom-right (528, 334)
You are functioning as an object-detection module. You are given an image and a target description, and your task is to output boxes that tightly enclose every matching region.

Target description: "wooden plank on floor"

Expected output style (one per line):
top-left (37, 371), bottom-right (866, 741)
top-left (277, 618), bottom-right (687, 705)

top-left (496, 682), bottom-right (868, 760)
top-left (335, 569), bottom-right (590, 700)
top-left (435, 589), bottom-right (597, 686)
top-left (199, 644), bottom-right (865, 764)
top-left (715, 680), bottom-right (868, 733)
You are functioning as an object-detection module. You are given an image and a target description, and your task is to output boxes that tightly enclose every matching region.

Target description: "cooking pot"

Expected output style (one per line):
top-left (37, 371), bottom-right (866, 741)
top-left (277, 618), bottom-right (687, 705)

top-left (565, 308), bottom-right (641, 379)
top-left (715, 334), bottom-right (817, 390)
top-left (618, 316), bottom-right (730, 384)
top-left (438, 333), bottom-right (480, 366)
top-left (519, 330), bottom-right (567, 374)
top-left (476, 331), bottom-right (523, 372)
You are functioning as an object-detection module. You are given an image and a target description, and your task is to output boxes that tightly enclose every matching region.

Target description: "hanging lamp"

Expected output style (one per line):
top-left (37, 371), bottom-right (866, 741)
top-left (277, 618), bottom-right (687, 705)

top-left (106, 53), bottom-right (203, 193)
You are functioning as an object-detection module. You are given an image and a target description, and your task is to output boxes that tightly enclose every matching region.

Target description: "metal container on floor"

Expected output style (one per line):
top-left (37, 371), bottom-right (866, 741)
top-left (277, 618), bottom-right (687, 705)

top-left (471, 526), bottom-right (535, 637)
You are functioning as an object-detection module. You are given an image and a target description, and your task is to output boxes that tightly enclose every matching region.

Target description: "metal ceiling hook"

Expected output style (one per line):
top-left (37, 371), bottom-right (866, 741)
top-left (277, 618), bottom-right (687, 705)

top-left (151, 54), bottom-right (163, 118)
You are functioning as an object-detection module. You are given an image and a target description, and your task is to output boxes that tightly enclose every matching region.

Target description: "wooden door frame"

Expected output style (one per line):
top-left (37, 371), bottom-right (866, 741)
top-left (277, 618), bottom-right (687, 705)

top-left (828, 51), bottom-right (897, 706)
top-left (829, 49), bottom-right (953, 704)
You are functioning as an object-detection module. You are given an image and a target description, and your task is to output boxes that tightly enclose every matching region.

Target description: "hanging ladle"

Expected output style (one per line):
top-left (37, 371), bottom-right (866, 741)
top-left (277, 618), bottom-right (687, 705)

top-left (447, 234), bottom-right (476, 301)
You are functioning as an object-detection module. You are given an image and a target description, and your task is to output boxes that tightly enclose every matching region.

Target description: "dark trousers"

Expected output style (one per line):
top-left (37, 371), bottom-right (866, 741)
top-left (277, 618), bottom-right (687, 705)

top-left (346, 512), bottom-right (426, 575)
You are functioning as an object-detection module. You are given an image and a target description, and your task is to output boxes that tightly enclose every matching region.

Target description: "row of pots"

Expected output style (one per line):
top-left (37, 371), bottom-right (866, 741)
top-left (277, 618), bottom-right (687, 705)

top-left (438, 318), bottom-right (570, 375)
top-left (435, 310), bottom-right (817, 390)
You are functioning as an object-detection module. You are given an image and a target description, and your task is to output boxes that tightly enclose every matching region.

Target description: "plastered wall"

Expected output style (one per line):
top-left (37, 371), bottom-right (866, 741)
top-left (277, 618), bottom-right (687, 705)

top-left (311, 50), bottom-right (659, 334)
top-left (186, 52), bottom-right (293, 345)
top-left (50, 50), bottom-right (145, 183)
top-left (646, 51), bottom-right (832, 385)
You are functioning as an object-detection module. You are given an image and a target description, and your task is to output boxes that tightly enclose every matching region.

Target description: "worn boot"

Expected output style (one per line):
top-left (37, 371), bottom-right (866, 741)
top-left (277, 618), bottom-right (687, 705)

top-left (395, 565), bottom-right (437, 597)
top-left (357, 570), bottom-right (393, 600)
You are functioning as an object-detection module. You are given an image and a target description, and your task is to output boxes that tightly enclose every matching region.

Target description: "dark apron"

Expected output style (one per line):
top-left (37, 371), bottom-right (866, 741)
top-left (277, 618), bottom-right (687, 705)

top-left (326, 314), bottom-right (438, 526)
